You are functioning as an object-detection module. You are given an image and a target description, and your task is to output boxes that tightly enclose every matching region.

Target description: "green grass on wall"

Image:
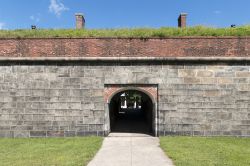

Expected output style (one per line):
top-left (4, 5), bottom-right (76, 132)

top-left (1, 26), bottom-right (250, 38)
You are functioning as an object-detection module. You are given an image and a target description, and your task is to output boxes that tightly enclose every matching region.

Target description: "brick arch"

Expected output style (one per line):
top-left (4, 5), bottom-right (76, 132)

top-left (103, 84), bottom-right (158, 136)
top-left (104, 85), bottom-right (158, 103)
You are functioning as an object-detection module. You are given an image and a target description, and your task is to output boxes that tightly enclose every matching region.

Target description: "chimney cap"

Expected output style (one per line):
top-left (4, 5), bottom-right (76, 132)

top-left (75, 13), bottom-right (84, 16)
top-left (180, 13), bottom-right (188, 16)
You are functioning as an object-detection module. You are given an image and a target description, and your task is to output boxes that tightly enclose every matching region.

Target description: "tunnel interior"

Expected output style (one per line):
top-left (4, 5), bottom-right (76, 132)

top-left (109, 90), bottom-right (154, 135)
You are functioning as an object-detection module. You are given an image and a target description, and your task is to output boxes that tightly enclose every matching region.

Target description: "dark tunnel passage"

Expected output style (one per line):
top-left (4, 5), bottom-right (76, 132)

top-left (109, 90), bottom-right (154, 135)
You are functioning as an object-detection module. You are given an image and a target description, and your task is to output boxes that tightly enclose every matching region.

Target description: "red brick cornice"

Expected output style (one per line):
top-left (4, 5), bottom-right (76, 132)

top-left (0, 38), bottom-right (250, 57)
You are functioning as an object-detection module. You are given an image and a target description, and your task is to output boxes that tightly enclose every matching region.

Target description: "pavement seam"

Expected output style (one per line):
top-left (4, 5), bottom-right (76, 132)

top-left (130, 136), bottom-right (133, 166)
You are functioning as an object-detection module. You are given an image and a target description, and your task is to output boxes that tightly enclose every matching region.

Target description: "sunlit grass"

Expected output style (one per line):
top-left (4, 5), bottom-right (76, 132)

top-left (0, 137), bottom-right (103, 166)
top-left (160, 136), bottom-right (250, 166)
top-left (1, 26), bottom-right (250, 38)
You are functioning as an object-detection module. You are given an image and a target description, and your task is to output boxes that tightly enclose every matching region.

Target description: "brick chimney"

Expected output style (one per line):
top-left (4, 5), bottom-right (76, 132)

top-left (75, 13), bottom-right (85, 29)
top-left (178, 13), bottom-right (187, 28)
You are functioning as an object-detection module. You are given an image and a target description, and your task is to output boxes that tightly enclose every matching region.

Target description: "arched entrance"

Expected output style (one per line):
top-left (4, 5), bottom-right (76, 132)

top-left (108, 90), bottom-right (155, 135)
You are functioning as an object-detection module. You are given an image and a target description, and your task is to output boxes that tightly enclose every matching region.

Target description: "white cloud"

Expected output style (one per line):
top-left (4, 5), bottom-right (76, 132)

top-left (213, 10), bottom-right (222, 15)
top-left (0, 22), bottom-right (5, 29)
top-left (49, 0), bottom-right (69, 17)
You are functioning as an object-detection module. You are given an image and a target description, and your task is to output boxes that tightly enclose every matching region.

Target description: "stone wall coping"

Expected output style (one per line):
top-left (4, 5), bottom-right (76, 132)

top-left (1, 56), bottom-right (250, 62)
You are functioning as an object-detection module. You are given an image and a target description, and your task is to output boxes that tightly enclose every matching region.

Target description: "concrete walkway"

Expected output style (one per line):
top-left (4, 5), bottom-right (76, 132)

top-left (88, 133), bottom-right (174, 166)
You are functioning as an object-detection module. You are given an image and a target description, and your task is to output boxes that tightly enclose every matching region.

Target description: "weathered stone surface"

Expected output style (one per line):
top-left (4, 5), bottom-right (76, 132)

top-left (200, 77), bottom-right (217, 84)
top-left (178, 69), bottom-right (196, 77)
top-left (47, 131), bottom-right (64, 137)
top-left (0, 62), bottom-right (250, 137)
top-left (184, 77), bottom-right (200, 84)
top-left (197, 70), bottom-right (213, 77)
top-left (30, 131), bottom-right (47, 137)
top-left (218, 78), bottom-right (233, 84)
top-left (236, 71), bottom-right (250, 77)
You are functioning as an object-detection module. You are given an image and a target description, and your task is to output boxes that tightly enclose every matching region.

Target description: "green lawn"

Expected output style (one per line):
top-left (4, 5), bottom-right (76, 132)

top-left (1, 26), bottom-right (250, 38)
top-left (160, 137), bottom-right (250, 166)
top-left (0, 137), bottom-right (103, 166)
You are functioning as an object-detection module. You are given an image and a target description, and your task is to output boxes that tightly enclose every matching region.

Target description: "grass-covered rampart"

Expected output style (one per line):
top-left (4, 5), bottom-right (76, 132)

top-left (1, 26), bottom-right (250, 38)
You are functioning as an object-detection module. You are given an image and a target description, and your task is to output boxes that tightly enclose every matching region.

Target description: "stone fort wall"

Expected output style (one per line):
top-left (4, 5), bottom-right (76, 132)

top-left (0, 37), bottom-right (250, 137)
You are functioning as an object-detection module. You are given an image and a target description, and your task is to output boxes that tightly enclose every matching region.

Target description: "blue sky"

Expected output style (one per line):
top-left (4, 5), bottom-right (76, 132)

top-left (0, 0), bottom-right (250, 29)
